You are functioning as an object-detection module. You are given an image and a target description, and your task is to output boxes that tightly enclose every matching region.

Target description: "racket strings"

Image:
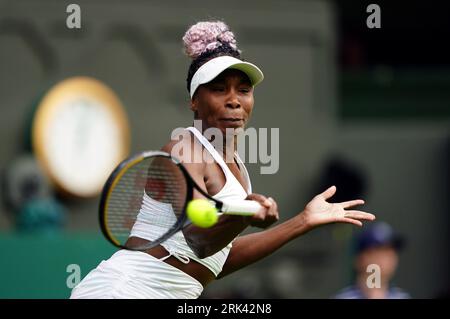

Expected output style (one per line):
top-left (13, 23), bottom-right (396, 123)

top-left (105, 156), bottom-right (188, 246)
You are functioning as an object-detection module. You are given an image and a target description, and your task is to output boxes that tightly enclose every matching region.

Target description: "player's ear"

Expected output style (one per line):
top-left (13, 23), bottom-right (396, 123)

top-left (189, 98), bottom-right (197, 112)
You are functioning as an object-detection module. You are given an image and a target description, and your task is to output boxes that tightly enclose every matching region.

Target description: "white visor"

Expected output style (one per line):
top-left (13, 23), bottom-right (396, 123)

top-left (190, 56), bottom-right (264, 98)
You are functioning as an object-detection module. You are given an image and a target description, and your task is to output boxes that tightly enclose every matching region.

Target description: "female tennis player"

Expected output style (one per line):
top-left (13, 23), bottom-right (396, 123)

top-left (70, 21), bottom-right (375, 299)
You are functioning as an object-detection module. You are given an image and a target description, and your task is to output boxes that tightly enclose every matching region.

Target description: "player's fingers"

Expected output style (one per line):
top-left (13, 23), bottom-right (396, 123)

top-left (251, 203), bottom-right (269, 220)
top-left (344, 210), bottom-right (376, 221)
top-left (339, 218), bottom-right (363, 227)
top-left (341, 199), bottom-right (365, 209)
top-left (252, 209), bottom-right (269, 222)
top-left (318, 185), bottom-right (336, 200)
top-left (247, 193), bottom-right (272, 208)
top-left (267, 197), bottom-right (278, 211)
top-left (267, 197), bottom-right (279, 221)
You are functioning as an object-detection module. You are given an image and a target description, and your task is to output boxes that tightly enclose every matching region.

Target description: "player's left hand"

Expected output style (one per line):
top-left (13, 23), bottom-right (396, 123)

top-left (301, 186), bottom-right (375, 230)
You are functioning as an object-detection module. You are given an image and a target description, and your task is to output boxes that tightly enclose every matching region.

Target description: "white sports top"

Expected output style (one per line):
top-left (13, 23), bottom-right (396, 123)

top-left (130, 126), bottom-right (252, 276)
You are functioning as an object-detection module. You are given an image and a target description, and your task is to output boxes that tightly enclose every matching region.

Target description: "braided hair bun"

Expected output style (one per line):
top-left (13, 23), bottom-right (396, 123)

top-left (182, 21), bottom-right (239, 60)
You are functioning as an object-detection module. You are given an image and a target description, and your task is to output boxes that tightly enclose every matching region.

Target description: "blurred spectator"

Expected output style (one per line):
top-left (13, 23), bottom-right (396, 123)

top-left (16, 197), bottom-right (66, 233)
top-left (2, 154), bottom-right (66, 233)
top-left (334, 221), bottom-right (410, 299)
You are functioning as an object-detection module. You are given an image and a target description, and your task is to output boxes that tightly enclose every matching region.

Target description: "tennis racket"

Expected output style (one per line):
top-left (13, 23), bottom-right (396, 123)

top-left (99, 150), bottom-right (262, 251)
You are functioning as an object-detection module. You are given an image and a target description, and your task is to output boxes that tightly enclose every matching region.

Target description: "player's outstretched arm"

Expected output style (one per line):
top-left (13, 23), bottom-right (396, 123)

top-left (217, 186), bottom-right (375, 278)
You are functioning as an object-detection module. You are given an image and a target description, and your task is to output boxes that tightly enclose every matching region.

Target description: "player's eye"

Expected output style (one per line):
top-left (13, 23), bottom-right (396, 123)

top-left (238, 85), bottom-right (253, 94)
top-left (211, 85), bottom-right (225, 92)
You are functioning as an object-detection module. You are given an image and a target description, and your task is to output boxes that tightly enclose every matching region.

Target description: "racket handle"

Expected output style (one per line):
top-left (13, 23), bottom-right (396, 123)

top-left (221, 199), bottom-right (262, 216)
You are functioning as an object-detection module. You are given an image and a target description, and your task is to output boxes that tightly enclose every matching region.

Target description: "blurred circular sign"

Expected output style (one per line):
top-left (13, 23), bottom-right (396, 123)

top-left (32, 76), bottom-right (130, 198)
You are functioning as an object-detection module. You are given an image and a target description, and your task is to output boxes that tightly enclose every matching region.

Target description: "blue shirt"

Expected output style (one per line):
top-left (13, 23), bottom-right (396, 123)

top-left (334, 285), bottom-right (411, 299)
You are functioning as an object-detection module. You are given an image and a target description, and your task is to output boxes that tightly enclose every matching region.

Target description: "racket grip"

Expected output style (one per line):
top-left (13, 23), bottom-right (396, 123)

top-left (221, 200), bottom-right (262, 216)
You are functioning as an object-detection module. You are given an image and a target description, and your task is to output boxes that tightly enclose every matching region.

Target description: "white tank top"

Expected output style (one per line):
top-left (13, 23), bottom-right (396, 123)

top-left (130, 126), bottom-right (252, 276)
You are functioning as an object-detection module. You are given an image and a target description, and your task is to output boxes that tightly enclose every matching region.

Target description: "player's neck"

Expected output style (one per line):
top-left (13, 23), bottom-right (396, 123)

top-left (194, 122), bottom-right (237, 162)
top-left (215, 135), bottom-right (236, 163)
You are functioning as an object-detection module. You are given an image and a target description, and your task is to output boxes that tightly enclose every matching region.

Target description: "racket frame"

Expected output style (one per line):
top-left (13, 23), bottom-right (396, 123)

top-left (99, 150), bottom-right (251, 251)
top-left (99, 151), bottom-right (193, 250)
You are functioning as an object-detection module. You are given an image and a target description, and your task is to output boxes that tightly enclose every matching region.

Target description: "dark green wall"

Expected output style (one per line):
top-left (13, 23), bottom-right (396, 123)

top-left (0, 232), bottom-right (116, 298)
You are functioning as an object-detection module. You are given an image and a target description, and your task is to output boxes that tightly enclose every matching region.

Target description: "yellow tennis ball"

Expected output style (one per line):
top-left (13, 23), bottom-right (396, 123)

top-left (186, 199), bottom-right (218, 228)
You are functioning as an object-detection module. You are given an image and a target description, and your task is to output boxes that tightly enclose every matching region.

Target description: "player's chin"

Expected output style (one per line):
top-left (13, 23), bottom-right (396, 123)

top-left (218, 120), bottom-right (246, 133)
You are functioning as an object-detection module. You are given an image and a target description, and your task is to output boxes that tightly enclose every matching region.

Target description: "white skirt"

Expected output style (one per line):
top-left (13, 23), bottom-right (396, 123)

top-left (70, 250), bottom-right (204, 299)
